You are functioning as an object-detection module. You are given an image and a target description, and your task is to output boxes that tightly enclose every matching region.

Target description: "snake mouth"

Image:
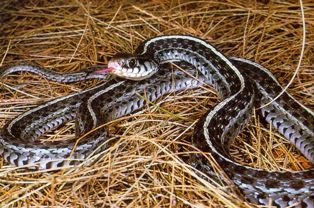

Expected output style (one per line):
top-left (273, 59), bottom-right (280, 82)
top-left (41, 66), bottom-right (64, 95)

top-left (95, 67), bottom-right (115, 74)
top-left (95, 61), bottom-right (121, 74)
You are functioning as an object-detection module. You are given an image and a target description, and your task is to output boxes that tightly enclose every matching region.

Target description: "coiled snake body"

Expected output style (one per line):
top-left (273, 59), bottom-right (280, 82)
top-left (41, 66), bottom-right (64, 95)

top-left (0, 35), bottom-right (313, 207)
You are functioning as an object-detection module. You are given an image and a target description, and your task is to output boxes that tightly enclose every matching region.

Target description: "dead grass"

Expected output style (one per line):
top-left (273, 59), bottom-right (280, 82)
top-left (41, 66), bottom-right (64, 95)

top-left (0, 0), bottom-right (313, 207)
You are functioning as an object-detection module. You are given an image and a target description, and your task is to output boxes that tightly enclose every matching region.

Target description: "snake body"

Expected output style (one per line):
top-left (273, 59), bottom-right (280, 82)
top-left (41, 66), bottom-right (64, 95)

top-left (0, 35), bottom-right (313, 207)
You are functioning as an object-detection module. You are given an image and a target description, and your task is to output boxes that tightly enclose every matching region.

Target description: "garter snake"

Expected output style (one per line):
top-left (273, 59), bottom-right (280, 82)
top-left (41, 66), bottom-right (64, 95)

top-left (0, 35), bottom-right (313, 207)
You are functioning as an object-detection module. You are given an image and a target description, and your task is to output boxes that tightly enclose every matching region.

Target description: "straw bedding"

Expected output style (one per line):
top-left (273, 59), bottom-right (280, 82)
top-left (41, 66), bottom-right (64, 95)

top-left (0, 0), bottom-right (313, 207)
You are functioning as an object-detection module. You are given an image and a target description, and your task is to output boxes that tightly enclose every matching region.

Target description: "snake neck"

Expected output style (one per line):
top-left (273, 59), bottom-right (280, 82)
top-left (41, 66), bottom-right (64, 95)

top-left (136, 35), bottom-right (248, 98)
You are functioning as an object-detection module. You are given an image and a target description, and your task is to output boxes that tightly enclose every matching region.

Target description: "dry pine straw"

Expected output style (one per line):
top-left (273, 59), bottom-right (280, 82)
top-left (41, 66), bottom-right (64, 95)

top-left (0, 0), bottom-right (313, 207)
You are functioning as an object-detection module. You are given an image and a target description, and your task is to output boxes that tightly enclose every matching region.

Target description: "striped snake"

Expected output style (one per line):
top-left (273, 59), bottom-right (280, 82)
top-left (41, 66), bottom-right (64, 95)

top-left (0, 35), bottom-right (313, 207)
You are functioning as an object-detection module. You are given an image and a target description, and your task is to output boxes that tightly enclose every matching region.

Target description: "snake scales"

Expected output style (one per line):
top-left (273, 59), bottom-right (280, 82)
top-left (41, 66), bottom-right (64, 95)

top-left (0, 35), bottom-right (313, 207)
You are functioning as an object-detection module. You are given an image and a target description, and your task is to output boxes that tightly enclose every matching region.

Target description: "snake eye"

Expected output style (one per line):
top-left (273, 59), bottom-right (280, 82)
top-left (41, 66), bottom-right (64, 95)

top-left (127, 58), bottom-right (137, 68)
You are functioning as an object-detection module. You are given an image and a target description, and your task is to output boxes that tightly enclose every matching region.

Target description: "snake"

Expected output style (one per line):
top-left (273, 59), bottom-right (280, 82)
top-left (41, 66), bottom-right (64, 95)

top-left (0, 35), bottom-right (313, 207)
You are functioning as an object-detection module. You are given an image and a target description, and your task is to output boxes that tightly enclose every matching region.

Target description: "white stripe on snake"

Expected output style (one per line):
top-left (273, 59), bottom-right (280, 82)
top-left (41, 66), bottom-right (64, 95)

top-left (0, 35), bottom-right (313, 207)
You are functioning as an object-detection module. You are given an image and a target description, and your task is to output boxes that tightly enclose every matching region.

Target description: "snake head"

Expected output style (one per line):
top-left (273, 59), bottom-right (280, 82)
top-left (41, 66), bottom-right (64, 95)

top-left (96, 54), bottom-right (159, 80)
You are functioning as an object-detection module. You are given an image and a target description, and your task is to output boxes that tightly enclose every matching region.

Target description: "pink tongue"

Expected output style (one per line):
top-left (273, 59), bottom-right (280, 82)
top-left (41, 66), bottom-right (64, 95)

top-left (95, 67), bottom-right (115, 74)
